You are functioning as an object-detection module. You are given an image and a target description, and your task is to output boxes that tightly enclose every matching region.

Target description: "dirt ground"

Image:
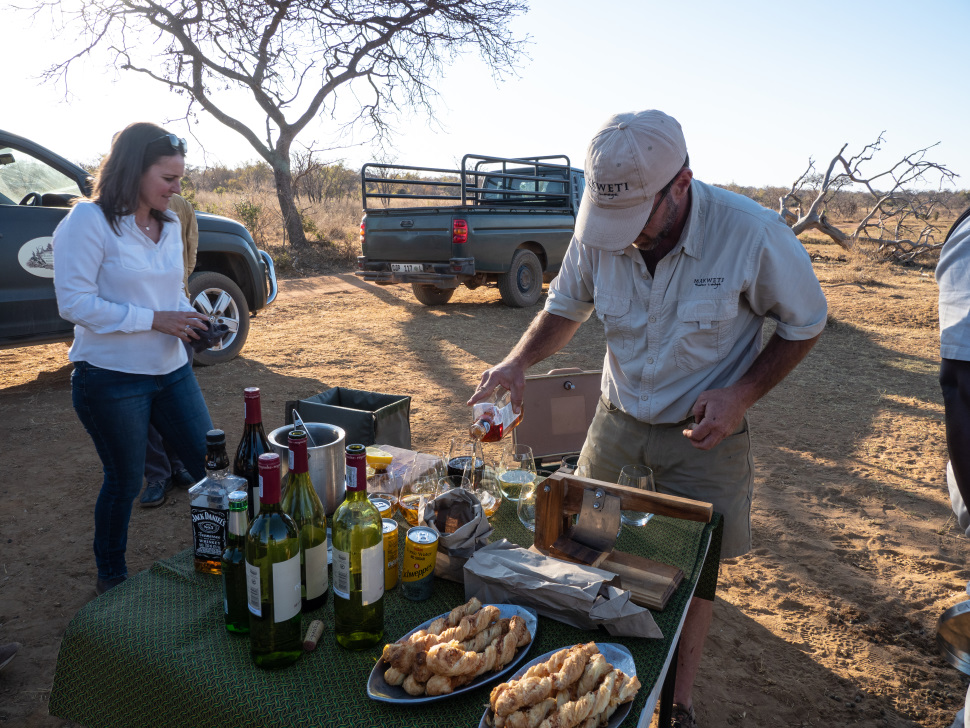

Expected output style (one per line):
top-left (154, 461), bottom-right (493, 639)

top-left (1, 245), bottom-right (967, 728)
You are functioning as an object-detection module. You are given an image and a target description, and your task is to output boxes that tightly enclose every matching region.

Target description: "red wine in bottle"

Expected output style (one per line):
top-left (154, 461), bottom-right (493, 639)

top-left (233, 387), bottom-right (272, 520)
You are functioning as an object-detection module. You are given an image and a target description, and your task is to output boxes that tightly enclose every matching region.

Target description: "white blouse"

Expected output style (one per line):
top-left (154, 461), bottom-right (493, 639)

top-left (53, 201), bottom-right (194, 375)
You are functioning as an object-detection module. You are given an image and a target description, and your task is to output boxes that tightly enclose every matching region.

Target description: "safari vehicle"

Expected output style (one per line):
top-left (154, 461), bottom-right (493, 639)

top-left (355, 155), bottom-right (584, 307)
top-left (0, 129), bottom-right (277, 365)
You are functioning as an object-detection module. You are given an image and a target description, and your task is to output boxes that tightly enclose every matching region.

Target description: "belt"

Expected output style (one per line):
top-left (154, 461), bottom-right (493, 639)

top-left (600, 395), bottom-right (695, 428)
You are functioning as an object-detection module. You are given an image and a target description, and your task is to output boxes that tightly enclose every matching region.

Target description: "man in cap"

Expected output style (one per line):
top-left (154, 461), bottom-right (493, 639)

top-left (469, 110), bottom-right (827, 726)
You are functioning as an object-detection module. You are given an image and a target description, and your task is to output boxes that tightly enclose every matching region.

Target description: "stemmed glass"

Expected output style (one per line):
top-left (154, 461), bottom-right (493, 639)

top-left (617, 464), bottom-right (656, 527)
top-left (447, 438), bottom-right (484, 488)
top-left (460, 458), bottom-right (502, 518)
top-left (367, 468), bottom-right (399, 517)
top-left (496, 443), bottom-right (537, 503)
top-left (516, 476), bottom-right (545, 532)
top-left (399, 471), bottom-right (439, 527)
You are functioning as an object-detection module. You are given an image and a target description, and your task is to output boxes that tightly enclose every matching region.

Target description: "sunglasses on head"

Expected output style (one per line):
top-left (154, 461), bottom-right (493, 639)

top-left (152, 133), bottom-right (188, 155)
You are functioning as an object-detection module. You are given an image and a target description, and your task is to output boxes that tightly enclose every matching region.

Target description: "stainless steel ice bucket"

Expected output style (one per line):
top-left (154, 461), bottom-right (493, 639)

top-left (268, 422), bottom-right (346, 515)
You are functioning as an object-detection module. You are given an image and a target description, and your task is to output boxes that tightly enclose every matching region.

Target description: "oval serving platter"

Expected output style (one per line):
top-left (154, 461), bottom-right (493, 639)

top-left (367, 603), bottom-right (538, 704)
top-left (478, 643), bottom-right (637, 728)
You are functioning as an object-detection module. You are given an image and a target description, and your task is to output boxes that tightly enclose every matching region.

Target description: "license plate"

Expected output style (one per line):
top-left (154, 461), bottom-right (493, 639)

top-left (391, 263), bottom-right (424, 273)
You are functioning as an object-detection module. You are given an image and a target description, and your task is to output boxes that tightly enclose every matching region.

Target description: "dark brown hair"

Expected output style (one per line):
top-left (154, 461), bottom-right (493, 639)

top-left (92, 122), bottom-right (183, 234)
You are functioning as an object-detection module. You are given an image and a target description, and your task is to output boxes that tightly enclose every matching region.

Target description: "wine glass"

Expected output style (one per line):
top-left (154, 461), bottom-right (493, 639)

top-left (399, 472), bottom-right (439, 527)
top-left (516, 476), bottom-right (545, 533)
top-left (467, 468), bottom-right (502, 518)
top-left (448, 438), bottom-right (484, 487)
top-left (496, 443), bottom-right (537, 503)
top-left (618, 464), bottom-right (656, 527)
top-left (367, 468), bottom-right (399, 516)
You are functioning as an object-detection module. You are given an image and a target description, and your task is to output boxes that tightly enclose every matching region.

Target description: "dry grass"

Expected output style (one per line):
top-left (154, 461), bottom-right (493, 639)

top-left (187, 181), bottom-right (959, 282)
top-left (191, 187), bottom-right (364, 276)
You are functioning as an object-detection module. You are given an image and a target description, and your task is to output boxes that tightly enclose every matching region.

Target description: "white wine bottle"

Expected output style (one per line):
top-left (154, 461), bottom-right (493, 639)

top-left (245, 453), bottom-right (302, 669)
top-left (332, 443), bottom-right (384, 650)
top-left (280, 429), bottom-right (329, 612)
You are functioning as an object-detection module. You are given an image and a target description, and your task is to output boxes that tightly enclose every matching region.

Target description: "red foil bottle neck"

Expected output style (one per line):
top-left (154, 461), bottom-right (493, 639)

top-left (243, 387), bottom-right (262, 425)
top-left (257, 453), bottom-right (282, 504)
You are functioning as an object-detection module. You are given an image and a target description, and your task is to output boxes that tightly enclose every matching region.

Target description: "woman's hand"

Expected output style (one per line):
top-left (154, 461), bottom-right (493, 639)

top-left (152, 311), bottom-right (209, 342)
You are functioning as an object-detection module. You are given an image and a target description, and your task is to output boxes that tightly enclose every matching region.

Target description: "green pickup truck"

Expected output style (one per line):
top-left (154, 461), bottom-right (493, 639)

top-left (355, 155), bottom-right (585, 307)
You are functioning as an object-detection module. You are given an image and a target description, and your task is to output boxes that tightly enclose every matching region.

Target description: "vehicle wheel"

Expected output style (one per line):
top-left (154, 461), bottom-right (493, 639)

top-left (188, 271), bottom-right (250, 366)
top-left (411, 283), bottom-right (455, 306)
top-left (498, 249), bottom-right (543, 307)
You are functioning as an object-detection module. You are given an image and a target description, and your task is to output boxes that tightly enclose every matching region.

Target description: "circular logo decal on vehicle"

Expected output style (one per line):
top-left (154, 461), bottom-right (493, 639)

top-left (18, 237), bottom-right (55, 278)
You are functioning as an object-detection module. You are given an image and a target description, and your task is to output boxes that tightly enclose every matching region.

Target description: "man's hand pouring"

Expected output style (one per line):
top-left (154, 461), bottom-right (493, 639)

top-left (466, 360), bottom-right (526, 414)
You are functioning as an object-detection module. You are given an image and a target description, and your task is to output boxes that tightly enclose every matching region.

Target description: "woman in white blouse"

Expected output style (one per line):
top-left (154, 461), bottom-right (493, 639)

top-left (54, 122), bottom-right (213, 597)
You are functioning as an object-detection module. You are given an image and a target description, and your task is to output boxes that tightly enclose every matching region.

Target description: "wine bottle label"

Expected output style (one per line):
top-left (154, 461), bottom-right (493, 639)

top-left (273, 554), bottom-right (302, 623)
top-left (246, 561), bottom-right (262, 617)
top-left (333, 549), bottom-right (351, 599)
top-left (191, 506), bottom-right (228, 558)
top-left (304, 540), bottom-right (329, 599)
top-left (360, 541), bottom-right (385, 606)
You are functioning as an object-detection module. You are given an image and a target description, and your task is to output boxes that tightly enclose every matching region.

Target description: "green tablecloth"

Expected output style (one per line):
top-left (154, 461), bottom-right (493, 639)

top-left (49, 500), bottom-right (718, 728)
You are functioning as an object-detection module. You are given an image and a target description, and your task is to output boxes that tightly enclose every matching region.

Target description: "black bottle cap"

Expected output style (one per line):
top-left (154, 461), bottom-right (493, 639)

top-left (206, 429), bottom-right (226, 446)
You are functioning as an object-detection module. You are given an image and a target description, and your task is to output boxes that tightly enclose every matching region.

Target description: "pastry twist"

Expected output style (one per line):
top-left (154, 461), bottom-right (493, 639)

top-left (537, 670), bottom-right (616, 728)
top-left (575, 653), bottom-right (611, 697)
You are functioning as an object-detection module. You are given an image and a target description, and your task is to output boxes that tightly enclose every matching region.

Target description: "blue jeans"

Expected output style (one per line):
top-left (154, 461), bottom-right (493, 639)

top-left (71, 361), bottom-right (212, 581)
top-left (144, 340), bottom-right (194, 483)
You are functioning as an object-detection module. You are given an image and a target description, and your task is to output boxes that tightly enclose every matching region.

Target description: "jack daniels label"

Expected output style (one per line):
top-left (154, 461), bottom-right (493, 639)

top-left (191, 506), bottom-right (228, 558)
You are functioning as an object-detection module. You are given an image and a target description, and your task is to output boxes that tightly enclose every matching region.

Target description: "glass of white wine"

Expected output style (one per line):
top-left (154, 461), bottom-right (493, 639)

top-left (496, 443), bottom-right (537, 503)
top-left (516, 476), bottom-right (545, 533)
top-left (399, 473), bottom-right (439, 527)
top-left (618, 464), bottom-right (656, 527)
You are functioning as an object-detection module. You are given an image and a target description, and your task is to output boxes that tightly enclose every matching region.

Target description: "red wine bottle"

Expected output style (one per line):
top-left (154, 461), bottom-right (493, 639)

top-left (233, 387), bottom-right (272, 520)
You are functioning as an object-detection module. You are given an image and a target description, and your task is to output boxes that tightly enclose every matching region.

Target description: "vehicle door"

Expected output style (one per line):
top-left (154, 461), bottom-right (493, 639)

top-left (0, 144), bottom-right (84, 344)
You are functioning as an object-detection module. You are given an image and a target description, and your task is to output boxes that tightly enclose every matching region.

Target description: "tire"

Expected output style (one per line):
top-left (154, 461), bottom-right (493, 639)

top-left (498, 249), bottom-right (543, 307)
top-left (188, 271), bottom-right (250, 366)
top-left (411, 283), bottom-right (456, 306)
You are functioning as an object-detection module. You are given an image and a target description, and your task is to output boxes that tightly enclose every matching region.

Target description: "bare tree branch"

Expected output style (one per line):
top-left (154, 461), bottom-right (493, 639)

top-left (779, 134), bottom-right (958, 259)
top-left (27, 0), bottom-right (530, 246)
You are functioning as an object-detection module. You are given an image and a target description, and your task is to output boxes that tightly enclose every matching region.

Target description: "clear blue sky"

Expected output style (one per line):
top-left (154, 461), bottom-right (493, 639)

top-left (3, 0), bottom-right (968, 190)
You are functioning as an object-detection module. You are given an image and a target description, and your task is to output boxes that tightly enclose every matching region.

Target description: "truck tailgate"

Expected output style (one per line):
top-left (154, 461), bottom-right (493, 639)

top-left (362, 211), bottom-right (452, 261)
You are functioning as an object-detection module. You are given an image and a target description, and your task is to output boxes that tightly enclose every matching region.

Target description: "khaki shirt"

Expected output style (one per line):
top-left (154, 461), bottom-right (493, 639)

top-left (545, 180), bottom-right (828, 424)
top-left (167, 193), bottom-right (198, 294)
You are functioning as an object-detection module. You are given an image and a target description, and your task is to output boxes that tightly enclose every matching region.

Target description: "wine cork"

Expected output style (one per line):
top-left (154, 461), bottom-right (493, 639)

top-left (303, 619), bottom-right (324, 651)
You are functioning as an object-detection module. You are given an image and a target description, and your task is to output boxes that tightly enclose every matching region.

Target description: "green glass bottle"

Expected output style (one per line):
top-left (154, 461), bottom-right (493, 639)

top-left (281, 429), bottom-right (329, 612)
top-left (245, 453), bottom-right (302, 669)
top-left (222, 490), bottom-right (250, 634)
top-left (332, 443), bottom-right (384, 650)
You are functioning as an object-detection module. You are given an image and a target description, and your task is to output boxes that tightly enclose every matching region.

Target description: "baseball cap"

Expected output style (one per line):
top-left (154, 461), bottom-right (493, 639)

top-left (575, 110), bottom-right (688, 251)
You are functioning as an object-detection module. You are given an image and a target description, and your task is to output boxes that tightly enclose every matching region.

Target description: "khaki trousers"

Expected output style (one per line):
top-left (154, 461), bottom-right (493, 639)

top-left (577, 397), bottom-right (754, 558)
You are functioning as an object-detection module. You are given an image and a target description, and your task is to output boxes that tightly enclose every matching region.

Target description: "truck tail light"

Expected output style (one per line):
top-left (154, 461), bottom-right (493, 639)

top-left (360, 220), bottom-right (366, 246)
top-left (452, 219), bottom-right (468, 245)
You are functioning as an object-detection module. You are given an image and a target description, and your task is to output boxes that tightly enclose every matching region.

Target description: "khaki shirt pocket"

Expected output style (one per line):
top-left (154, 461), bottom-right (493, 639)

top-left (673, 297), bottom-right (739, 372)
top-left (595, 294), bottom-right (636, 364)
